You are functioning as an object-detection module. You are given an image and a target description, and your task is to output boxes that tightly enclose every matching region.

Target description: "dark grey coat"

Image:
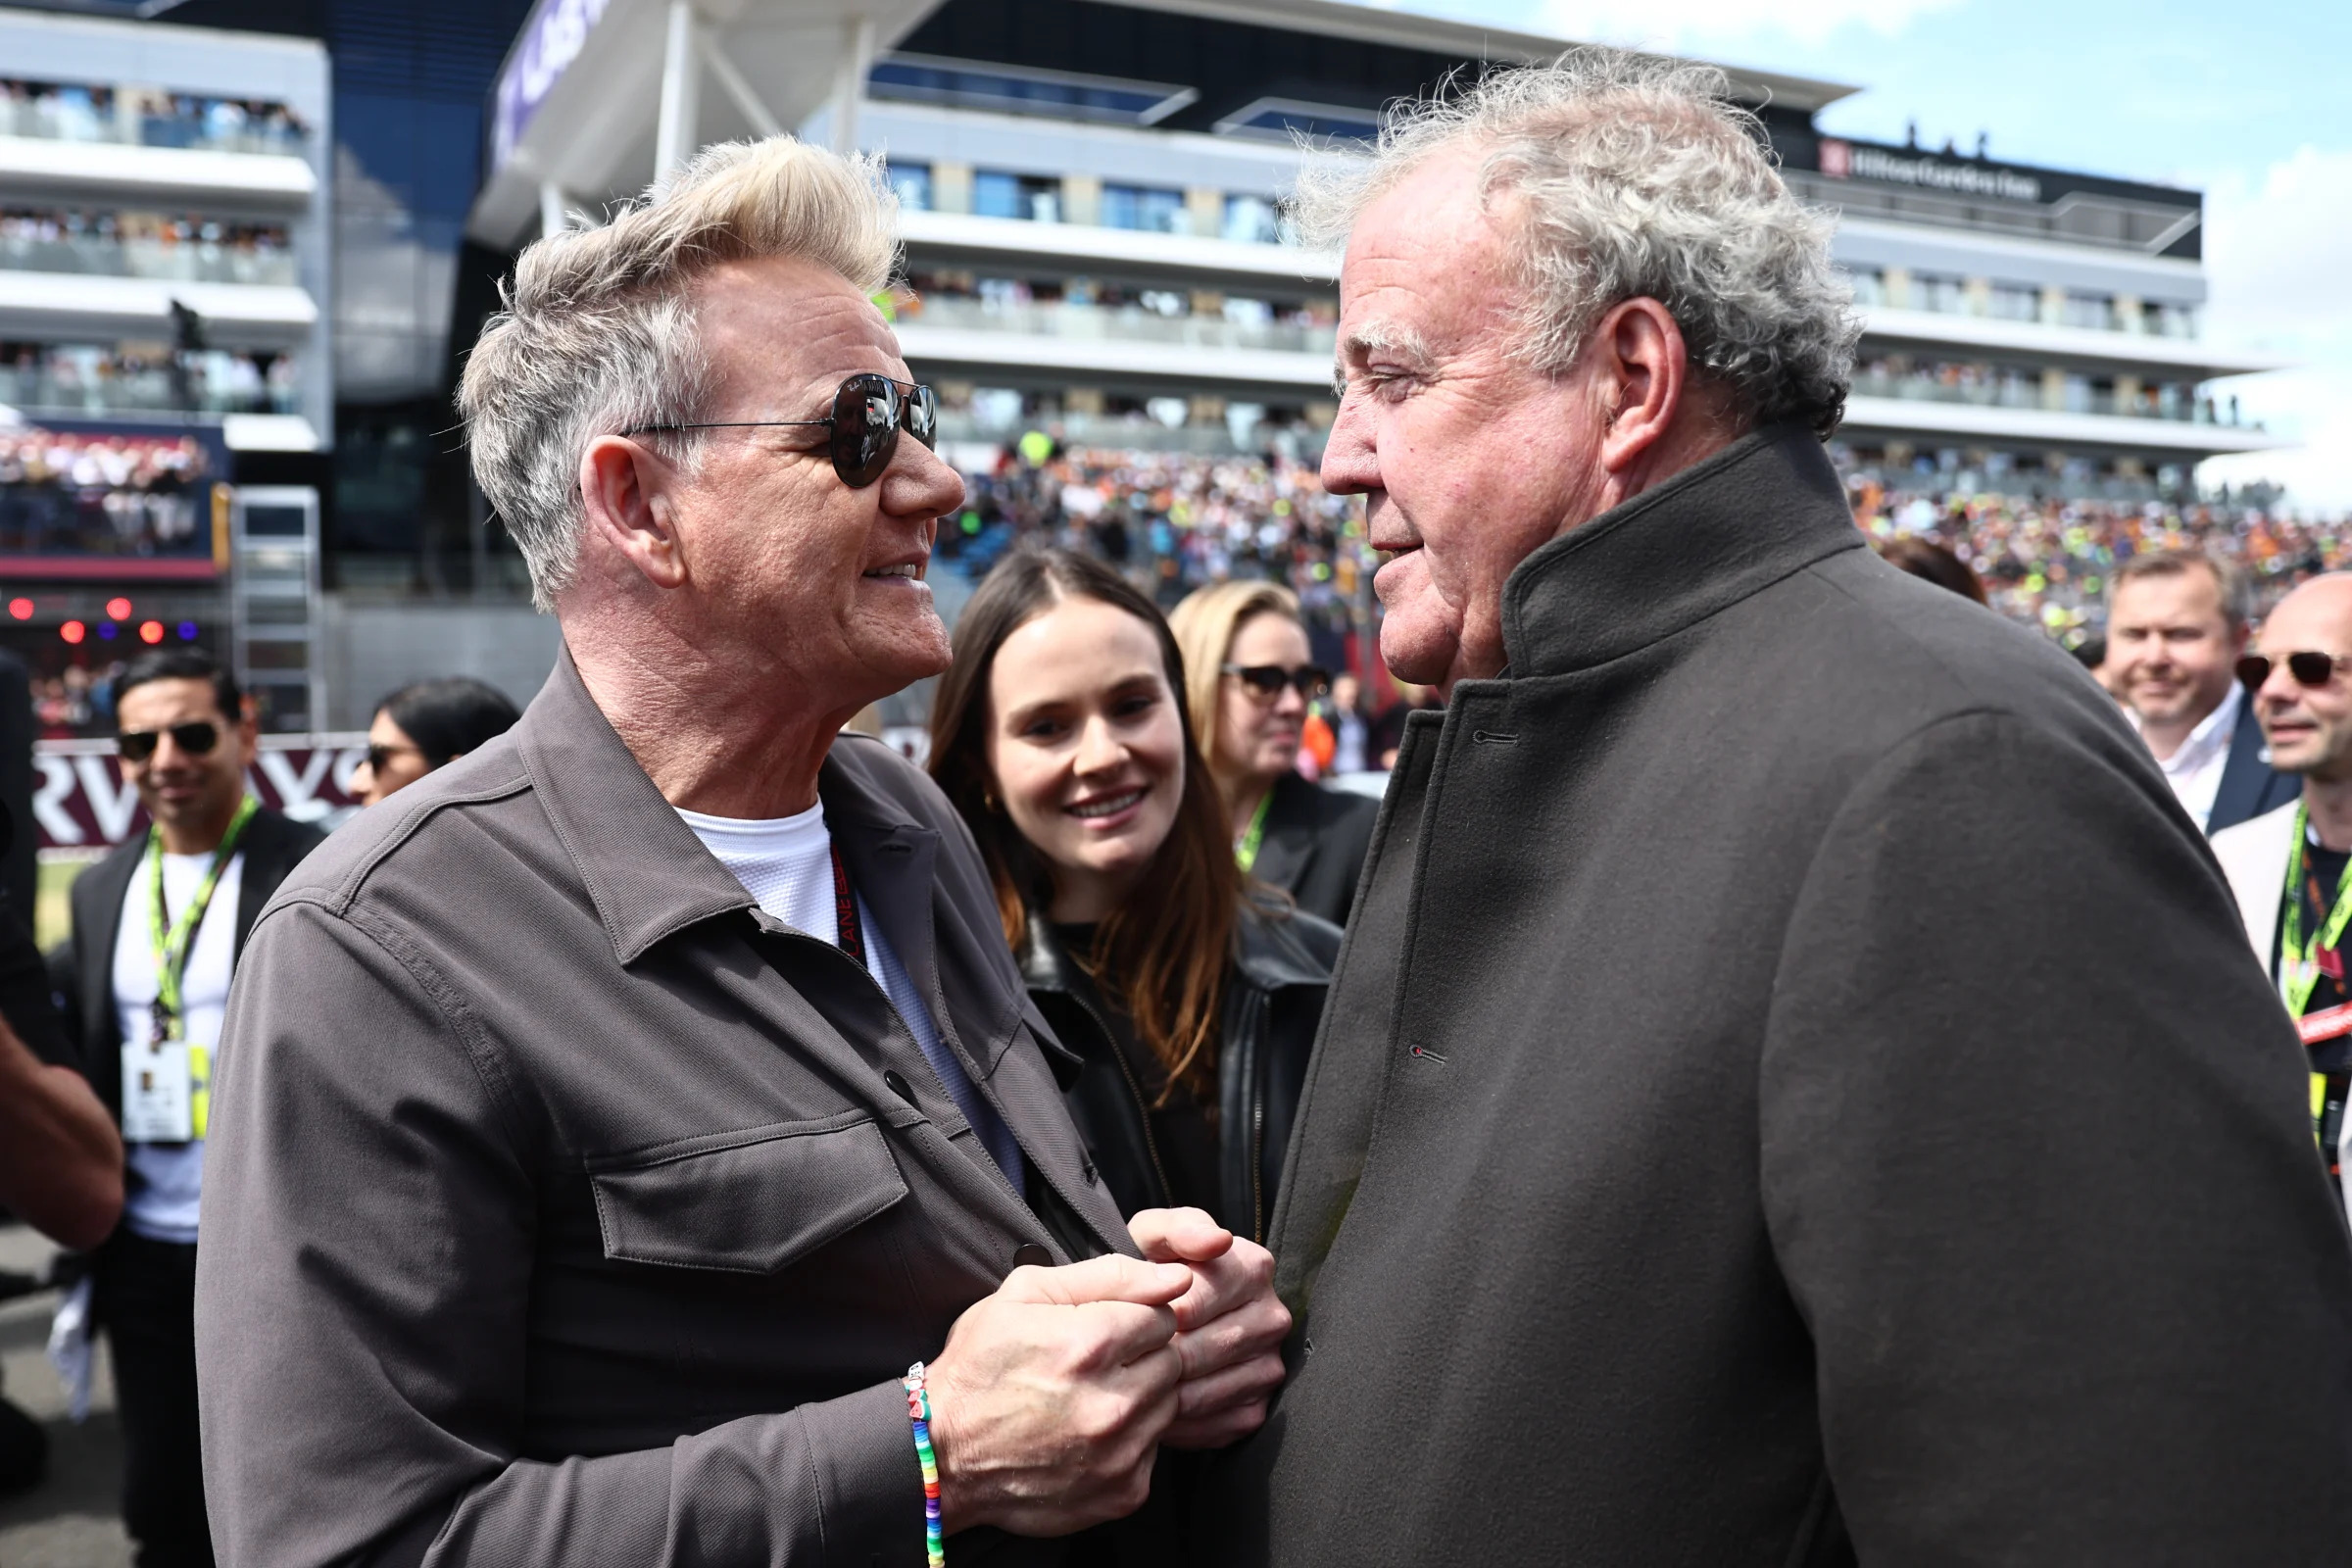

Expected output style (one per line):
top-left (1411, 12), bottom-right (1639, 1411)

top-left (1204, 426), bottom-right (2352, 1564)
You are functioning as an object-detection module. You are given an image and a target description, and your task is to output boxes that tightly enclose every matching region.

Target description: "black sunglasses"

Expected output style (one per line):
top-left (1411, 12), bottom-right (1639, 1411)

top-left (365, 742), bottom-right (424, 773)
top-left (2238, 652), bottom-right (2352, 690)
top-left (1225, 663), bottom-right (1333, 701)
top-left (118, 720), bottom-right (219, 762)
top-left (623, 372), bottom-right (939, 489)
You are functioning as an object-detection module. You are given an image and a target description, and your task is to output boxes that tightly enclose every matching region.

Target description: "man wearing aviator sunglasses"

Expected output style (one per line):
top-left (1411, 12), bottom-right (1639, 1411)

top-left (49, 649), bottom-right (324, 1568)
top-left (198, 136), bottom-right (1286, 1568)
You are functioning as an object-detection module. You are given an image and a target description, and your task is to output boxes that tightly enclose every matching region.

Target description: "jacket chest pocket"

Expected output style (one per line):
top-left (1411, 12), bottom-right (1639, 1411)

top-left (587, 1110), bottom-right (909, 1275)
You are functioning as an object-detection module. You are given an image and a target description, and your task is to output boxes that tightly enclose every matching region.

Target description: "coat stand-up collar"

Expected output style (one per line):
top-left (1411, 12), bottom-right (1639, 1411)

top-left (1499, 423), bottom-right (1865, 679)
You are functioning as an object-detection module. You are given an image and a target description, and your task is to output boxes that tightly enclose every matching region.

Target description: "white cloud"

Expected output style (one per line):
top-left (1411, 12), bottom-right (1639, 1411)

top-left (2197, 144), bottom-right (2352, 512)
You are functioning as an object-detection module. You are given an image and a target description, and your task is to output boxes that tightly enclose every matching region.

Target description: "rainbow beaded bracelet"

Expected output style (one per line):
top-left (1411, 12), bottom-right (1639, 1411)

top-left (903, 1360), bottom-right (946, 1568)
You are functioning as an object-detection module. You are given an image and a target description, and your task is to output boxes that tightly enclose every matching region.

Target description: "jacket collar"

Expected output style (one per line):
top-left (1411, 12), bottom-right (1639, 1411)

top-left (1015, 911), bottom-right (1081, 995)
top-left (1499, 423), bottom-right (1864, 678)
top-left (1013, 897), bottom-right (1328, 996)
top-left (514, 649), bottom-right (756, 965)
top-left (515, 647), bottom-right (942, 969)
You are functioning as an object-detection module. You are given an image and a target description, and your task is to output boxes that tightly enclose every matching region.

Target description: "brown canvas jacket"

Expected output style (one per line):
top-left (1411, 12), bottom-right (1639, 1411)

top-left (195, 650), bottom-right (1134, 1568)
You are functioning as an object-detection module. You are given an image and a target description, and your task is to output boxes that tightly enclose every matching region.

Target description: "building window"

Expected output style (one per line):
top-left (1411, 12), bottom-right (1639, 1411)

top-left (1845, 268), bottom-right (1886, 307)
top-left (973, 172), bottom-right (1060, 223)
top-left (1223, 195), bottom-right (1285, 246)
top-left (888, 163), bottom-right (932, 213)
top-left (2147, 301), bottom-right (2200, 339)
top-left (1102, 184), bottom-right (1186, 234)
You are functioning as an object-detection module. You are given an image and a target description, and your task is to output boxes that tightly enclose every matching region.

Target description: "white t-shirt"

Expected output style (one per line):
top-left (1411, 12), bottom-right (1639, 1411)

top-left (2142, 682), bottom-right (2241, 831)
top-left (675, 802), bottom-right (1024, 1191)
top-left (112, 846), bottom-right (244, 1245)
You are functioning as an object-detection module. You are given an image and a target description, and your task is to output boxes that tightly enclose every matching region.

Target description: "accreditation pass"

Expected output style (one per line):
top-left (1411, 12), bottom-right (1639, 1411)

top-left (121, 1039), bottom-right (211, 1144)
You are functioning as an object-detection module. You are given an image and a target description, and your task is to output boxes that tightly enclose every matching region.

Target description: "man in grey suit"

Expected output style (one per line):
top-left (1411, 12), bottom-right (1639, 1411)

top-left (195, 136), bottom-right (1286, 1567)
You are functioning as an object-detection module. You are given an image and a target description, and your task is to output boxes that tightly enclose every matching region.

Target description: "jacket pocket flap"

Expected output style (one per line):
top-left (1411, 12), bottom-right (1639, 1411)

top-left (588, 1112), bottom-right (907, 1274)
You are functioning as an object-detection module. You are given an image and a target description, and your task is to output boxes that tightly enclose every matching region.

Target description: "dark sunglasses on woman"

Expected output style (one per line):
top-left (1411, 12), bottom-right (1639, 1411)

top-left (118, 720), bottom-right (220, 762)
top-left (2237, 651), bottom-right (2352, 690)
top-left (623, 372), bottom-right (939, 489)
top-left (1225, 663), bottom-right (1333, 701)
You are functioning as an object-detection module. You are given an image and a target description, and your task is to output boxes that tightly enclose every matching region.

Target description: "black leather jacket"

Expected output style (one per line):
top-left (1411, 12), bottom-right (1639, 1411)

top-left (1019, 900), bottom-right (1340, 1243)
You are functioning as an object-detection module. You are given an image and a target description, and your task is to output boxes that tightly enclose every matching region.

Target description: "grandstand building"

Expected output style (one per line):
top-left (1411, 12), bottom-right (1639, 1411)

top-left (467, 0), bottom-right (2282, 499)
top-left (0, 6), bottom-right (334, 726)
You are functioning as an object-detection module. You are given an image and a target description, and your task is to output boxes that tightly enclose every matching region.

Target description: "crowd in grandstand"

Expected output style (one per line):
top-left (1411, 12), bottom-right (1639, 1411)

top-left (938, 436), bottom-right (2350, 666)
top-left (1850, 479), bottom-right (2347, 647)
top-left (943, 440), bottom-right (1371, 674)
top-left (0, 341), bottom-right (298, 417)
top-left (0, 206), bottom-right (295, 285)
top-left (0, 76), bottom-right (306, 152)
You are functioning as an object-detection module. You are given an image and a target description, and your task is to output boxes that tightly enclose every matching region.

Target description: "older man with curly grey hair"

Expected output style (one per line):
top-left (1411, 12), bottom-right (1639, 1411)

top-left (193, 136), bottom-right (1289, 1567)
top-left (1202, 51), bottom-right (2352, 1566)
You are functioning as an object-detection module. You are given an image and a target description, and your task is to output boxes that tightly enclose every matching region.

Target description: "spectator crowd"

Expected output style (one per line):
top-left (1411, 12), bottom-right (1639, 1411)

top-left (1852, 478), bottom-right (2352, 649)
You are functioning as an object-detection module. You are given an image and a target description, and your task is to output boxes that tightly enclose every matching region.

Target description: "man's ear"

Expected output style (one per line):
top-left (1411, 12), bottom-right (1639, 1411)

top-left (1592, 297), bottom-right (1690, 479)
top-left (580, 435), bottom-right (690, 592)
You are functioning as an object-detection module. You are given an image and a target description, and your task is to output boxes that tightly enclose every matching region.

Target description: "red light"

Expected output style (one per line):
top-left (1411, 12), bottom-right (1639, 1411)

top-left (60, 620), bottom-right (84, 645)
top-left (138, 619), bottom-right (165, 644)
top-left (6, 598), bottom-right (29, 620)
top-left (104, 597), bottom-right (131, 621)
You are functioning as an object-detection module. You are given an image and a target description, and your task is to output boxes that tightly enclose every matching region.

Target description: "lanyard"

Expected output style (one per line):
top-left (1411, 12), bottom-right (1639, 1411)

top-left (146, 795), bottom-right (258, 1043)
top-left (829, 840), bottom-right (865, 966)
top-left (2282, 803), bottom-right (2352, 1017)
top-left (1234, 791), bottom-right (1273, 874)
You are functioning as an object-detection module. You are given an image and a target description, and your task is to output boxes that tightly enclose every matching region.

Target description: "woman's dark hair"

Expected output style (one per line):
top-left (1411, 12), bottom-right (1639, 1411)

top-left (375, 677), bottom-right (521, 768)
top-left (1877, 537), bottom-right (1988, 606)
top-left (929, 548), bottom-right (1240, 1105)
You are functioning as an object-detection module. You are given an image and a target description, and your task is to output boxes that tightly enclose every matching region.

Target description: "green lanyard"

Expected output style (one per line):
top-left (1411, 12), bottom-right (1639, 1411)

top-left (1234, 791), bottom-right (1273, 874)
top-left (2281, 802), bottom-right (2352, 1018)
top-left (146, 795), bottom-right (259, 1043)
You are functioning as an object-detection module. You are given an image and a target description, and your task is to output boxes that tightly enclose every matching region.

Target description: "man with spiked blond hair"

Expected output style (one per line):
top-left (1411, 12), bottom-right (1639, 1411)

top-left (194, 137), bottom-right (1287, 1567)
top-left (1203, 51), bottom-right (2352, 1565)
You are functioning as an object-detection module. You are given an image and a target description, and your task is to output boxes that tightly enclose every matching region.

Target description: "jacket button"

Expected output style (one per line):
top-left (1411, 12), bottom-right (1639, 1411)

top-left (883, 1070), bottom-right (917, 1105)
top-left (1011, 1243), bottom-right (1052, 1271)
top-left (1079, 1156), bottom-right (1099, 1186)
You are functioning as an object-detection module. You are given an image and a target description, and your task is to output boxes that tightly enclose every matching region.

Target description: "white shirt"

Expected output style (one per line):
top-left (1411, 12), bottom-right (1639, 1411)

top-left (675, 802), bottom-right (1023, 1191)
top-left (112, 846), bottom-right (244, 1244)
top-left (2143, 682), bottom-right (2241, 830)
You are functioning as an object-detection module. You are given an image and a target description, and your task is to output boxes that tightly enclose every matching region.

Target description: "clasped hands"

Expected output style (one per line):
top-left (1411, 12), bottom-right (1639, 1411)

top-left (923, 1206), bottom-right (1289, 1537)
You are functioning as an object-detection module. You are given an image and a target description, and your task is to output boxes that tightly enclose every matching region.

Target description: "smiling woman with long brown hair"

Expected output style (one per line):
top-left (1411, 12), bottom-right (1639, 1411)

top-left (929, 548), bottom-right (1339, 1241)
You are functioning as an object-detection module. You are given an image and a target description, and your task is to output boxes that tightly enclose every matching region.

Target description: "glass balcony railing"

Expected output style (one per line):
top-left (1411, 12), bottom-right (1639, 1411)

top-left (0, 86), bottom-right (308, 157)
top-left (902, 296), bottom-right (1336, 356)
top-left (0, 360), bottom-right (298, 417)
top-left (1846, 269), bottom-right (2202, 341)
top-left (1850, 368), bottom-right (2258, 428)
top-left (0, 229), bottom-right (298, 287)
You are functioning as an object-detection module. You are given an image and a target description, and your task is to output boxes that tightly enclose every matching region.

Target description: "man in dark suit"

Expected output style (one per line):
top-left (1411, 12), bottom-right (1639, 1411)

top-left (1251, 770), bottom-right (1377, 926)
top-left (49, 648), bottom-right (324, 1568)
top-left (2107, 550), bottom-right (2296, 834)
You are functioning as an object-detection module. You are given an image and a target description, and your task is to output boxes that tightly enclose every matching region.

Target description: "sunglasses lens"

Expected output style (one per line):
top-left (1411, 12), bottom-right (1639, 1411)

top-left (907, 383), bottom-right (938, 449)
top-left (2237, 656), bottom-right (2272, 689)
top-left (832, 376), bottom-right (899, 488)
top-left (2290, 653), bottom-right (2337, 686)
top-left (118, 731), bottom-right (157, 762)
top-left (1300, 667), bottom-right (1333, 698)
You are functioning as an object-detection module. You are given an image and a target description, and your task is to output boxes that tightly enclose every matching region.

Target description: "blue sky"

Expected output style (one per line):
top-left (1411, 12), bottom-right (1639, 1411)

top-left (1381, 0), bottom-right (2352, 507)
